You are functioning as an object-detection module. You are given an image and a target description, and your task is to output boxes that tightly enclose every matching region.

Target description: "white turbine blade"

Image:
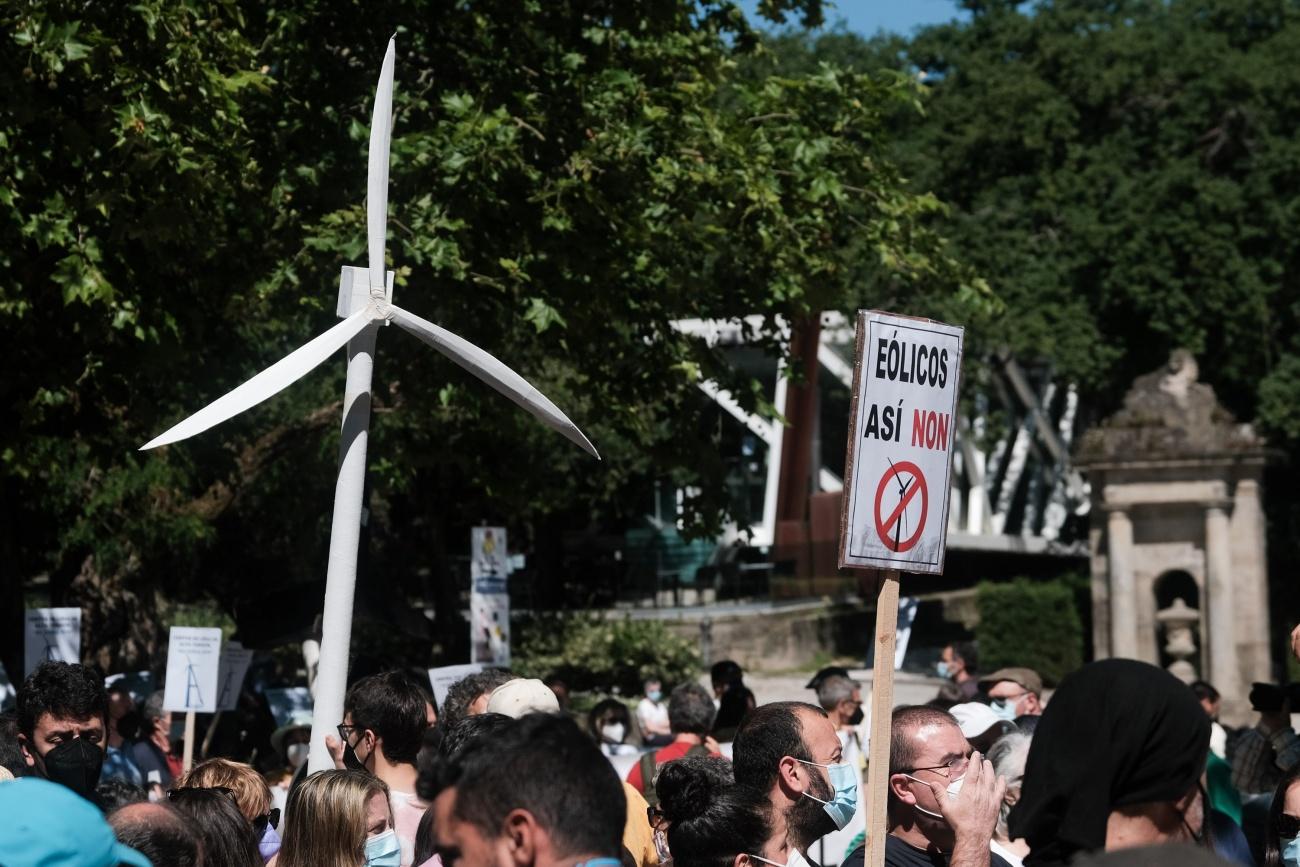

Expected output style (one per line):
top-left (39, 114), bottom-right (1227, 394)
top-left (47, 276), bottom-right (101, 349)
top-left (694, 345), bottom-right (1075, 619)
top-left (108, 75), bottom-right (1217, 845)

top-left (387, 304), bottom-right (600, 459)
top-left (141, 310), bottom-right (374, 450)
top-left (367, 37), bottom-right (396, 290)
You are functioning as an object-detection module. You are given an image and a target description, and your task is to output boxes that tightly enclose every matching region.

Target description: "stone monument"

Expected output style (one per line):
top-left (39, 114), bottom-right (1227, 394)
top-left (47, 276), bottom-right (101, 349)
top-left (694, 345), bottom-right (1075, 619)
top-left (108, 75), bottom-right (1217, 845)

top-left (1077, 350), bottom-right (1271, 720)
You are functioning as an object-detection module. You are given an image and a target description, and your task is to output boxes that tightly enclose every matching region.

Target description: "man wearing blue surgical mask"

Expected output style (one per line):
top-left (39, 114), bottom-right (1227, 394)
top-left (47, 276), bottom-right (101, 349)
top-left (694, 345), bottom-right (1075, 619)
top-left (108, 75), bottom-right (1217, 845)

top-left (979, 668), bottom-right (1044, 723)
top-left (843, 706), bottom-right (1009, 867)
top-left (733, 702), bottom-right (856, 864)
top-left (938, 643), bottom-right (980, 701)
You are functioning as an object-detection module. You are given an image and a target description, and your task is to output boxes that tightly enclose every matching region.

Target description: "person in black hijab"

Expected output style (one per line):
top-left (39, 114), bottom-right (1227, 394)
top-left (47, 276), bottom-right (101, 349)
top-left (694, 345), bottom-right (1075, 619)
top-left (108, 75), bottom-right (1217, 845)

top-left (1008, 659), bottom-right (1211, 866)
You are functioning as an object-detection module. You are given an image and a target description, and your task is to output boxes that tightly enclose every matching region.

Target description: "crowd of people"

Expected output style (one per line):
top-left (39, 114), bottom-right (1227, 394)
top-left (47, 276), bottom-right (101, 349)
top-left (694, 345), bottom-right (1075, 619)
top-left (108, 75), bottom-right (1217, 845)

top-left (5, 635), bottom-right (1300, 867)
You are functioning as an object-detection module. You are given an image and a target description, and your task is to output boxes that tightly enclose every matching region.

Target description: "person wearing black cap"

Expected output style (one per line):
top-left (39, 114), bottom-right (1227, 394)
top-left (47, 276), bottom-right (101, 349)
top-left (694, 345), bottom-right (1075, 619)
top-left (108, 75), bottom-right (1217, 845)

top-left (1008, 659), bottom-right (1211, 866)
top-left (1228, 683), bottom-right (1300, 796)
top-left (806, 666), bottom-right (851, 692)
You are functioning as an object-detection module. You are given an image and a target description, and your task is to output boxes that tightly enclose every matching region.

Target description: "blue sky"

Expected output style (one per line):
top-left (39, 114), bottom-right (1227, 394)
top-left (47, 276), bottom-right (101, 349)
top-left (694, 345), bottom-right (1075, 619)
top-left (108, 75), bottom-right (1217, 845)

top-left (738, 0), bottom-right (969, 37)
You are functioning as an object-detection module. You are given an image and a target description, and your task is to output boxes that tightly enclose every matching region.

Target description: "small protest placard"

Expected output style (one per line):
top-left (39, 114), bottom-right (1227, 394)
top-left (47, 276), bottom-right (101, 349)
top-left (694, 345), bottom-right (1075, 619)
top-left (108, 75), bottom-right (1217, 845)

top-left (162, 627), bottom-right (223, 713)
top-left (840, 311), bottom-right (964, 574)
top-left (215, 641), bottom-right (255, 712)
top-left (24, 608), bottom-right (82, 676)
top-left (427, 663), bottom-right (484, 713)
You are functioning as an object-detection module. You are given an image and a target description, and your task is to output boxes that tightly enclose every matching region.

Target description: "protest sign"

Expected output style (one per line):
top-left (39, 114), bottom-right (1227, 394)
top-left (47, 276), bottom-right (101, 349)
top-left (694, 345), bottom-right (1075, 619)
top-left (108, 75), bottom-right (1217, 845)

top-left (24, 608), bottom-right (81, 676)
top-left (837, 310), bottom-right (964, 867)
top-left (216, 641), bottom-right (255, 712)
top-left (840, 311), bottom-right (963, 573)
top-left (162, 627), bottom-right (222, 713)
top-left (428, 663), bottom-right (485, 712)
top-left (470, 527), bottom-right (511, 666)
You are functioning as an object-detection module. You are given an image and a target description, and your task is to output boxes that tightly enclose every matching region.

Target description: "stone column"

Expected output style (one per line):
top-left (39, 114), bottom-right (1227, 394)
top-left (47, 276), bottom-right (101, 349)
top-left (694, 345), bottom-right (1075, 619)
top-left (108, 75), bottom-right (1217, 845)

top-left (1205, 503), bottom-right (1239, 697)
top-left (1232, 477), bottom-right (1272, 684)
top-left (1107, 508), bottom-right (1139, 659)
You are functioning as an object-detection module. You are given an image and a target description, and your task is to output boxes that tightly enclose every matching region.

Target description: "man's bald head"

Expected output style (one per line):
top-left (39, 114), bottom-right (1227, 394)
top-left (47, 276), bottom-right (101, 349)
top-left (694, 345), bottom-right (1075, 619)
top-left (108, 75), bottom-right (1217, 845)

top-left (108, 801), bottom-right (203, 867)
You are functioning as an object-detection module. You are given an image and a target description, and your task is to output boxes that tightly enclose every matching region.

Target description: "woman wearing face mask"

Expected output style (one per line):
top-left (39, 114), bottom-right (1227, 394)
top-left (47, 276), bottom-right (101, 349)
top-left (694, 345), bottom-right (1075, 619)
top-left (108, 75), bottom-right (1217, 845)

top-left (178, 758), bottom-right (282, 862)
top-left (591, 699), bottom-right (639, 757)
top-left (656, 755), bottom-right (791, 867)
top-left (1264, 763), bottom-right (1300, 867)
top-left (278, 769), bottom-right (401, 867)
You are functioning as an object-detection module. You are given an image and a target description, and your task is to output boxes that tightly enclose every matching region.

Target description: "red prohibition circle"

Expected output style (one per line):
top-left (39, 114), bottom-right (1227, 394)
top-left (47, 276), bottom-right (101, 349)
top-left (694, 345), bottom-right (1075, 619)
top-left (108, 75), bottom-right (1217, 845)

top-left (873, 461), bottom-right (928, 553)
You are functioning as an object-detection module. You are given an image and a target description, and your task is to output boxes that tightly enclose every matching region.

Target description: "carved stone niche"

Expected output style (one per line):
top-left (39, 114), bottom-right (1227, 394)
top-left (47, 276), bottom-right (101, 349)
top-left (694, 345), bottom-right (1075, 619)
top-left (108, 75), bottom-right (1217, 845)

top-left (1076, 350), bottom-right (1272, 725)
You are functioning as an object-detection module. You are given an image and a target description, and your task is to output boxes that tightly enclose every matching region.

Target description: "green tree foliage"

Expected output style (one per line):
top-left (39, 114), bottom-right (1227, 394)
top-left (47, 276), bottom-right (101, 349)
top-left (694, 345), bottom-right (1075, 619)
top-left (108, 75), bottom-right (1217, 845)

top-left (1, 0), bottom-right (983, 671)
top-left (898, 0), bottom-right (1300, 420)
top-left (764, 1), bottom-right (1300, 423)
top-left (761, 1), bottom-right (1300, 648)
top-left (975, 576), bottom-right (1083, 684)
top-left (512, 613), bottom-right (700, 695)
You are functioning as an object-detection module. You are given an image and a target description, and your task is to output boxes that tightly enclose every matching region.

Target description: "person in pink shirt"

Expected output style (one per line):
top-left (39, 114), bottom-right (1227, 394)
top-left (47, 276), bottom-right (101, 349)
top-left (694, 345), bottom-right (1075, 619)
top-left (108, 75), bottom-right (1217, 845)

top-left (330, 671), bottom-right (432, 867)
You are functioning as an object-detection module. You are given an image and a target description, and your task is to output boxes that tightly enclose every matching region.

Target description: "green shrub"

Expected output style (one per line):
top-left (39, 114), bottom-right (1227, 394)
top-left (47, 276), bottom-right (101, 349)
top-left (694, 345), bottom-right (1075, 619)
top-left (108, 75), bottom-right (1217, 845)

top-left (975, 576), bottom-right (1084, 686)
top-left (513, 613), bottom-right (700, 695)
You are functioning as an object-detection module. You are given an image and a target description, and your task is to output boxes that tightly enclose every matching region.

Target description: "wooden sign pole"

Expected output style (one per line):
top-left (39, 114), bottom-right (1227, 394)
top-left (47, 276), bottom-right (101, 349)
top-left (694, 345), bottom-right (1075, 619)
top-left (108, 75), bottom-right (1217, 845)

top-left (864, 571), bottom-right (900, 867)
top-left (182, 710), bottom-right (196, 775)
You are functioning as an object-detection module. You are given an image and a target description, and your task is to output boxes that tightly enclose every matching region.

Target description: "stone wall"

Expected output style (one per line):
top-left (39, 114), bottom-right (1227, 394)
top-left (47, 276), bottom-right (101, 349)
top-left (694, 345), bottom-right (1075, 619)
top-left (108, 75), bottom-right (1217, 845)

top-left (656, 601), bottom-right (872, 672)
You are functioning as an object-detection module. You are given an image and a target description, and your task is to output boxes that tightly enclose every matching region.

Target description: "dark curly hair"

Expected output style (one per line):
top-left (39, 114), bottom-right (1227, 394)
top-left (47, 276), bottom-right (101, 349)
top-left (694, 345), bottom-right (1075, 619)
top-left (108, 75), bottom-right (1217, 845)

top-left (657, 755), bottom-right (770, 867)
top-left (440, 669), bottom-right (516, 729)
top-left (17, 661), bottom-right (107, 738)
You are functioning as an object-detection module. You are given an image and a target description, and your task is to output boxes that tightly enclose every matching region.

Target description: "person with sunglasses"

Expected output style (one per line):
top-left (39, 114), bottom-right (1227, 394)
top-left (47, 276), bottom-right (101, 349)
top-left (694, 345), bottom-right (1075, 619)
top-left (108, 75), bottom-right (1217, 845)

top-left (334, 671), bottom-right (430, 866)
top-left (1263, 763), bottom-right (1300, 867)
top-left (178, 758), bottom-right (281, 861)
top-left (168, 784), bottom-right (263, 867)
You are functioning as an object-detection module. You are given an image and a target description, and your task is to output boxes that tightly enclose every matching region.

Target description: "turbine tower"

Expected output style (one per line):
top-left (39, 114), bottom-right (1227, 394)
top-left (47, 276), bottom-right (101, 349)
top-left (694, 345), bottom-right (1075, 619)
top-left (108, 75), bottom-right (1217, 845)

top-left (142, 37), bottom-right (598, 771)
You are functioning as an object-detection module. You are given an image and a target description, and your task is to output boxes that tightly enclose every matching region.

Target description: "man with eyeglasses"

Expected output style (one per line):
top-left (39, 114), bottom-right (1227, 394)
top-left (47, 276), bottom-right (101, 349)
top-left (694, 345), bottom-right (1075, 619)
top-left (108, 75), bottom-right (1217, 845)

top-left (334, 671), bottom-right (432, 866)
top-left (843, 705), bottom-right (1008, 867)
top-left (978, 669), bottom-right (1044, 722)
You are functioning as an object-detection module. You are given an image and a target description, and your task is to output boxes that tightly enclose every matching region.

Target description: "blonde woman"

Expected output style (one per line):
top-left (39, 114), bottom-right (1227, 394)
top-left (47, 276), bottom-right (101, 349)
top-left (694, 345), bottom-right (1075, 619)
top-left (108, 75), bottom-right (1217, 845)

top-left (178, 757), bottom-right (281, 861)
top-left (278, 769), bottom-right (400, 867)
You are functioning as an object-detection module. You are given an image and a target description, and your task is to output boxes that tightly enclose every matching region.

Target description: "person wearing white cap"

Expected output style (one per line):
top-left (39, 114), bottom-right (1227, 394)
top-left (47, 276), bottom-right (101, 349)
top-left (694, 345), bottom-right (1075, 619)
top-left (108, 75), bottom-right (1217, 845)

top-left (485, 678), bottom-right (560, 718)
top-left (949, 703), bottom-right (1017, 755)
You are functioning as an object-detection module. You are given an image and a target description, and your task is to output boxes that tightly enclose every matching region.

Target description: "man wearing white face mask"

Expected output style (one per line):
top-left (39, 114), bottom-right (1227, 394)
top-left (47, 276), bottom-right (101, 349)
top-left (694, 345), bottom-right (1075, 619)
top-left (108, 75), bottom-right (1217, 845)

top-left (843, 706), bottom-right (1009, 867)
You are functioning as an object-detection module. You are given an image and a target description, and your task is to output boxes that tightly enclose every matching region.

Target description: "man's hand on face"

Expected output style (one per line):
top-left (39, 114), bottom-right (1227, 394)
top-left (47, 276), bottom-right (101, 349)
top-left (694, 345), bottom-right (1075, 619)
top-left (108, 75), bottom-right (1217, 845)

top-left (922, 750), bottom-right (1006, 845)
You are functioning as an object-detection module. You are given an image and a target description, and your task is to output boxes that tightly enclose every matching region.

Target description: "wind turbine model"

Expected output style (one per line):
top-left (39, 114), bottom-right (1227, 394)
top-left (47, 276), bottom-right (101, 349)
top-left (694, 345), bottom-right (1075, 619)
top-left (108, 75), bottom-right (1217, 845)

top-left (141, 37), bottom-right (598, 772)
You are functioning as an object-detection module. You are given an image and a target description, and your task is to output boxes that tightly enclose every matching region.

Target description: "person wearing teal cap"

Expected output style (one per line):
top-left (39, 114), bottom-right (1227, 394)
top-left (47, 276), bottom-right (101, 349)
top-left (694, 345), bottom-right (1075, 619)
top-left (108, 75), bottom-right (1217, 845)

top-left (0, 777), bottom-right (152, 867)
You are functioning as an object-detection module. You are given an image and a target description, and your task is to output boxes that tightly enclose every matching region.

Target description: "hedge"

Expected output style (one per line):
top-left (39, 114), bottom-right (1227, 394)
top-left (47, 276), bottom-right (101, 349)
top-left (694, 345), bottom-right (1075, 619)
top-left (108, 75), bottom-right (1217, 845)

top-left (975, 576), bottom-right (1084, 686)
top-left (513, 612), bottom-right (700, 695)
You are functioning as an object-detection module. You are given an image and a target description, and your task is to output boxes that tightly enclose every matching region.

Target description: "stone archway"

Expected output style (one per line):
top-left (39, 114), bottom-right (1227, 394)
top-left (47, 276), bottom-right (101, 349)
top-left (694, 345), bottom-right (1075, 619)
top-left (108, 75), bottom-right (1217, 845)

top-left (1077, 350), bottom-right (1272, 722)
